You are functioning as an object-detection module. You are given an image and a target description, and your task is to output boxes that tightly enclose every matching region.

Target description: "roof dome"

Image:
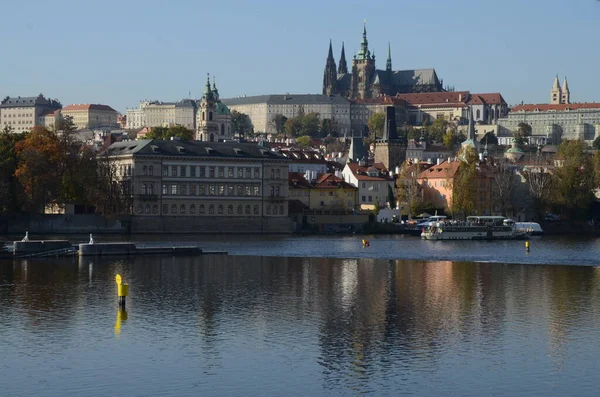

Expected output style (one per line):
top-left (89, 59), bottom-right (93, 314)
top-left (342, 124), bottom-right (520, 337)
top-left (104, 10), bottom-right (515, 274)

top-left (215, 101), bottom-right (231, 115)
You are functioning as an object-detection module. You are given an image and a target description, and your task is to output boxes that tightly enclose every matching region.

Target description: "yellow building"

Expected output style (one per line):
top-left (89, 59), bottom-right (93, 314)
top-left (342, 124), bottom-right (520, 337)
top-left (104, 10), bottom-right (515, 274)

top-left (61, 104), bottom-right (118, 130)
top-left (289, 172), bottom-right (358, 210)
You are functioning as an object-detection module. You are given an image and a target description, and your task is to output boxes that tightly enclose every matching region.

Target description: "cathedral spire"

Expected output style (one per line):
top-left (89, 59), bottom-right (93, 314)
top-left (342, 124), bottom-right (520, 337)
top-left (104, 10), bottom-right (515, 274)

top-left (338, 41), bottom-right (348, 75)
top-left (561, 76), bottom-right (570, 104)
top-left (322, 40), bottom-right (337, 95)
top-left (551, 74), bottom-right (562, 104)
top-left (357, 20), bottom-right (370, 60)
top-left (386, 42), bottom-right (392, 72)
top-left (327, 39), bottom-right (334, 60)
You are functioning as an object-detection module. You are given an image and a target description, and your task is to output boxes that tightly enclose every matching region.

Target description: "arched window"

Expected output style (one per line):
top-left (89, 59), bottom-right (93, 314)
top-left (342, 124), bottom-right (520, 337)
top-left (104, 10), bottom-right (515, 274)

top-left (209, 112), bottom-right (213, 121)
top-left (228, 205), bottom-right (233, 214)
top-left (145, 204), bottom-right (151, 214)
top-left (180, 204), bottom-right (186, 214)
top-left (199, 204), bottom-right (205, 214)
top-left (237, 205), bottom-right (243, 214)
top-left (152, 205), bottom-right (158, 214)
top-left (266, 206), bottom-right (271, 214)
top-left (143, 166), bottom-right (147, 175)
top-left (220, 124), bottom-right (225, 135)
top-left (254, 205), bottom-right (259, 215)
top-left (270, 169), bottom-right (275, 178)
top-left (275, 169), bottom-right (280, 178)
top-left (202, 112), bottom-right (205, 121)
top-left (476, 109), bottom-right (481, 119)
top-left (171, 204), bottom-right (177, 214)
top-left (149, 184), bottom-right (154, 195)
top-left (162, 204), bottom-right (168, 214)
top-left (209, 204), bottom-right (215, 214)
top-left (245, 205), bottom-right (251, 214)
top-left (149, 165), bottom-right (153, 175)
top-left (190, 204), bottom-right (196, 214)
top-left (142, 184), bottom-right (147, 194)
top-left (273, 206), bottom-right (278, 215)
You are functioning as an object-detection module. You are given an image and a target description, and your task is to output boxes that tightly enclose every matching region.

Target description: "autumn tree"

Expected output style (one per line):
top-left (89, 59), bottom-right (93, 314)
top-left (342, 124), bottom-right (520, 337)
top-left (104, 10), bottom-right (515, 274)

top-left (367, 112), bottom-right (385, 140)
top-left (300, 113), bottom-right (320, 136)
top-left (451, 146), bottom-right (478, 219)
top-left (296, 135), bottom-right (312, 148)
top-left (91, 151), bottom-right (133, 216)
top-left (522, 156), bottom-right (553, 221)
top-left (490, 158), bottom-right (516, 216)
top-left (269, 114), bottom-right (288, 135)
top-left (396, 161), bottom-right (424, 219)
top-left (284, 117), bottom-right (302, 138)
top-left (0, 129), bottom-right (26, 213)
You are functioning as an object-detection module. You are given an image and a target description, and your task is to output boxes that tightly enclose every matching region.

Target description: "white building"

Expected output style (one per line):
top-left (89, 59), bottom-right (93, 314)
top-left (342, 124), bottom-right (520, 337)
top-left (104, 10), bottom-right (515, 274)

top-left (0, 94), bottom-right (61, 133)
top-left (126, 99), bottom-right (196, 130)
top-left (342, 161), bottom-right (395, 210)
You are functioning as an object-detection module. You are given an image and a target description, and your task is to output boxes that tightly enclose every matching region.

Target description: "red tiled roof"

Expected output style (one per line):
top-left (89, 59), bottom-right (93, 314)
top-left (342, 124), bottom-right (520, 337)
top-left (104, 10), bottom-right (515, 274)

top-left (511, 103), bottom-right (600, 112)
top-left (313, 173), bottom-right (356, 189)
top-left (473, 93), bottom-right (506, 105)
top-left (63, 104), bottom-right (117, 112)
top-left (288, 172), bottom-right (312, 189)
top-left (394, 91), bottom-right (470, 107)
top-left (416, 160), bottom-right (460, 179)
top-left (346, 162), bottom-right (393, 181)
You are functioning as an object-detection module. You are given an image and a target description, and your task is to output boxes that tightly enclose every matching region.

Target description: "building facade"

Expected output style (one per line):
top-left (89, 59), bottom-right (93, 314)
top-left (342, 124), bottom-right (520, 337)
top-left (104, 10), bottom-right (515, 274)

top-left (222, 94), bottom-right (352, 136)
top-left (105, 139), bottom-right (291, 233)
top-left (323, 23), bottom-right (444, 100)
top-left (289, 172), bottom-right (358, 210)
top-left (196, 76), bottom-right (232, 142)
top-left (342, 162), bottom-right (394, 210)
top-left (126, 99), bottom-right (197, 130)
top-left (61, 104), bottom-right (119, 130)
top-left (0, 94), bottom-right (62, 133)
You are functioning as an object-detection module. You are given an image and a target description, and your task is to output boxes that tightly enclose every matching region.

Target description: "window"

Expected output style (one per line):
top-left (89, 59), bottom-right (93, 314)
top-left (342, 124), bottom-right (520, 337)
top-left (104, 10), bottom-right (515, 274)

top-left (266, 206), bottom-right (271, 214)
top-left (163, 166), bottom-right (168, 176)
top-left (228, 167), bottom-right (234, 177)
top-left (144, 204), bottom-right (151, 214)
top-left (209, 205), bottom-right (215, 214)
top-left (190, 184), bottom-right (196, 195)
top-left (218, 185), bottom-right (225, 195)
top-left (149, 184), bottom-right (154, 195)
top-left (245, 205), bottom-right (251, 215)
top-left (149, 166), bottom-right (153, 176)
top-left (237, 185), bottom-right (243, 196)
top-left (273, 206), bottom-right (278, 215)
top-left (361, 182), bottom-right (366, 188)
top-left (228, 205), bottom-right (233, 214)
top-left (270, 169), bottom-right (275, 178)
top-left (254, 205), bottom-right (259, 215)
top-left (253, 186), bottom-right (260, 196)
top-left (171, 184), bottom-right (177, 195)
top-left (218, 205), bottom-right (224, 214)
top-left (219, 167), bottom-right (224, 177)
top-left (209, 112), bottom-right (213, 121)
top-left (142, 184), bottom-right (147, 195)
top-left (162, 204), bottom-right (168, 214)
top-left (171, 204), bottom-right (177, 213)
top-left (238, 168), bottom-right (243, 178)
top-left (137, 204), bottom-right (143, 214)
top-left (362, 196), bottom-right (366, 202)
top-left (209, 167), bottom-right (215, 178)
top-left (246, 168), bottom-right (251, 178)
top-left (245, 186), bottom-right (251, 196)
top-left (180, 184), bottom-right (187, 195)
top-left (179, 166), bottom-right (186, 177)
top-left (199, 204), bottom-right (205, 214)
top-left (143, 166), bottom-right (147, 175)
top-left (280, 205), bottom-right (284, 214)
top-left (254, 168), bottom-right (260, 178)
top-left (228, 185), bottom-right (234, 196)
top-left (171, 166), bottom-right (177, 177)
top-left (275, 169), bottom-right (280, 179)
top-left (368, 196), bottom-right (372, 202)
top-left (274, 186), bottom-right (280, 196)
top-left (237, 205), bottom-right (243, 214)
top-left (199, 167), bottom-right (205, 177)
top-left (209, 185), bottom-right (216, 195)
top-left (190, 166), bottom-right (196, 177)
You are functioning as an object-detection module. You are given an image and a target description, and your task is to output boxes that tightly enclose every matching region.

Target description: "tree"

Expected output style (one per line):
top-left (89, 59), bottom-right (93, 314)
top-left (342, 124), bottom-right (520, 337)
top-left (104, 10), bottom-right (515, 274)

top-left (0, 130), bottom-right (26, 213)
top-left (296, 135), bottom-right (312, 148)
top-left (387, 183), bottom-right (395, 208)
top-left (490, 159), bottom-right (516, 216)
top-left (523, 164), bottom-right (552, 221)
top-left (300, 112), bottom-right (320, 136)
top-left (593, 136), bottom-right (600, 150)
top-left (396, 161), bottom-right (423, 219)
top-left (320, 118), bottom-right (336, 137)
top-left (552, 140), bottom-right (596, 218)
top-left (91, 151), bottom-right (133, 216)
top-left (514, 122), bottom-right (532, 146)
top-left (284, 117), bottom-right (302, 138)
top-left (231, 110), bottom-right (253, 138)
top-left (429, 118), bottom-right (448, 143)
top-left (270, 114), bottom-right (288, 135)
top-left (451, 146), bottom-right (478, 219)
top-left (145, 125), bottom-right (194, 141)
top-left (367, 112), bottom-right (385, 140)
top-left (442, 130), bottom-right (456, 150)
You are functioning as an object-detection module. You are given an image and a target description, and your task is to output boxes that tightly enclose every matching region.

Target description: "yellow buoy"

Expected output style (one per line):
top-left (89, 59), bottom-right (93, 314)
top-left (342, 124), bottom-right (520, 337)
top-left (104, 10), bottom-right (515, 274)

top-left (525, 241), bottom-right (530, 251)
top-left (115, 274), bottom-right (128, 307)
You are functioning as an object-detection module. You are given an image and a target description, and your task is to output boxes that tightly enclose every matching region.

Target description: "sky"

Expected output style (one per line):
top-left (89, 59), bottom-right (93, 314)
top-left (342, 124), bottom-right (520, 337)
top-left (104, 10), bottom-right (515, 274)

top-left (1, 0), bottom-right (600, 113)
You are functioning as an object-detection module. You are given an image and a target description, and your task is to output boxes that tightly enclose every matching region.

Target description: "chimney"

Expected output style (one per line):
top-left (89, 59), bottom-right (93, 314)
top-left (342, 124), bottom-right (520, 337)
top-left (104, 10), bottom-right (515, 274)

top-left (458, 93), bottom-right (462, 101)
top-left (436, 158), bottom-right (441, 165)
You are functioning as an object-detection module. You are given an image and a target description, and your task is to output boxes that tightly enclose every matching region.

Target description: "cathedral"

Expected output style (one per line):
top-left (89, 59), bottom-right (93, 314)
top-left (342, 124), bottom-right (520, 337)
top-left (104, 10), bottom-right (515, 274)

top-left (323, 23), bottom-right (444, 99)
top-left (196, 75), bottom-right (233, 142)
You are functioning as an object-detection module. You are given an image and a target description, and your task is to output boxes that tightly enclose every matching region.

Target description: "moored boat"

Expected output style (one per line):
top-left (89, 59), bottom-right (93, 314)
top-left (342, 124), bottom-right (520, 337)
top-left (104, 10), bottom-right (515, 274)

top-left (421, 216), bottom-right (529, 240)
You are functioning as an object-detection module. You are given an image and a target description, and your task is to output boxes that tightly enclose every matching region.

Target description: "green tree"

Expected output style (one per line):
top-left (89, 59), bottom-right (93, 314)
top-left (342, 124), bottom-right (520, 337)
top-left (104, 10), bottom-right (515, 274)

top-left (552, 139), bottom-right (596, 218)
top-left (300, 112), bottom-right (320, 137)
top-left (270, 114), bottom-right (288, 135)
top-left (442, 130), bottom-right (456, 150)
top-left (284, 116), bottom-right (302, 138)
top-left (367, 112), bottom-right (385, 140)
top-left (231, 110), bottom-right (253, 138)
top-left (145, 125), bottom-right (194, 141)
top-left (451, 146), bottom-right (478, 219)
top-left (387, 183), bottom-right (395, 208)
top-left (0, 129), bottom-right (26, 213)
top-left (514, 122), bottom-right (532, 146)
top-left (320, 118), bottom-right (336, 137)
top-left (296, 135), bottom-right (312, 148)
top-left (593, 136), bottom-right (600, 150)
top-left (429, 118), bottom-right (448, 143)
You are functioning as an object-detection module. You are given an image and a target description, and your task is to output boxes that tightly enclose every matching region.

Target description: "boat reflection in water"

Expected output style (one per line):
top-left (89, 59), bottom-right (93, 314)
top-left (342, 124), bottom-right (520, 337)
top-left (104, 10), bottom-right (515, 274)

top-left (421, 215), bottom-right (529, 240)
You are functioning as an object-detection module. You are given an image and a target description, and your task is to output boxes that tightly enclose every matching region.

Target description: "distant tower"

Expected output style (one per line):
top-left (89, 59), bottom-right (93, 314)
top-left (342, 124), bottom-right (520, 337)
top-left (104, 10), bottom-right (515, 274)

top-left (350, 21), bottom-right (377, 99)
top-left (322, 40), bottom-right (338, 96)
top-left (561, 76), bottom-right (570, 104)
top-left (386, 42), bottom-right (392, 72)
top-left (373, 106), bottom-right (406, 170)
top-left (550, 75), bottom-right (562, 104)
top-left (196, 74), bottom-right (218, 142)
top-left (338, 42), bottom-right (348, 75)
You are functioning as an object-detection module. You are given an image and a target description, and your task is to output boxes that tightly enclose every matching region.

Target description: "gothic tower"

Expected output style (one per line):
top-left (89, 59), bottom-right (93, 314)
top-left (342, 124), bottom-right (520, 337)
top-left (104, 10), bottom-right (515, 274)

top-left (386, 42), bottom-right (392, 72)
top-left (374, 106), bottom-right (406, 170)
top-left (561, 76), bottom-right (570, 104)
top-left (338, 42), bottom-right (348, 75)
top-left (322, 40), bottom-right (338, 96)
top-left (550, 75), bottom-right (562, 104)
top-left (196, 74), bottom-right (218, 142)
top-left (350, 22), bottom-right (377, 99)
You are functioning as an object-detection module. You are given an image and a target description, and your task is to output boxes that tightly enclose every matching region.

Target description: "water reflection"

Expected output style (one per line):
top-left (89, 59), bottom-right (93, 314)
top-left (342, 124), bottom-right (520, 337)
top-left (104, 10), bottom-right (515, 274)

top-left (1, 256), bottom-right (600, 396)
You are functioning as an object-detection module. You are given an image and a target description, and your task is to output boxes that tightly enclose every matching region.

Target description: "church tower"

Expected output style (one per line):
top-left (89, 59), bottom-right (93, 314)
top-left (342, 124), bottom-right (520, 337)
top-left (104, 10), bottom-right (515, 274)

top-left (374, 106), bottom-right (406, 170)
top-left (550, 75), bottom-right (562, 104)
top-left (196, 74), bottom-right (218, 142)
top-left (561, 76), bottom-right (570, 104)
top-left (338, 42), bottom-right (348, 75)
top-left (350, 22), bottom-right (377, 99)
top-left (322, 40), bottom-right (338, 96)
top-left (386, 42), bottom-right (392, 72)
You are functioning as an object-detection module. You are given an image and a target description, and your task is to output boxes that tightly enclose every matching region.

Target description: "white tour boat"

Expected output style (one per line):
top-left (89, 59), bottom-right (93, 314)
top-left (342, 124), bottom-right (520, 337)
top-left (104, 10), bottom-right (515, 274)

top-left (421, 216), bottom-right (529, 240)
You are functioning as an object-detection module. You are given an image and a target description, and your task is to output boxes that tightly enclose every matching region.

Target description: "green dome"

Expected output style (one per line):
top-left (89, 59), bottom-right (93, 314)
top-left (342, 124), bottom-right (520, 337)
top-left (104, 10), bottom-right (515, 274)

top-left (216, 101), bottom-right (231, 115)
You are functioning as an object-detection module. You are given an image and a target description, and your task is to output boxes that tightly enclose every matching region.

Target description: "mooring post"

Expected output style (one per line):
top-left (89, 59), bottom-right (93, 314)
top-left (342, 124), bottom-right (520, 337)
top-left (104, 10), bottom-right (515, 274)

top-left (115, 274), bottom-right (129, 308)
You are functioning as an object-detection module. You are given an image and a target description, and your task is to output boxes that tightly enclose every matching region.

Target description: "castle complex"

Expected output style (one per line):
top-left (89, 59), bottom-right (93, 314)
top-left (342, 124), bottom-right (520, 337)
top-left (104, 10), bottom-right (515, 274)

top-left (322, 23), bottom-right (444, 99)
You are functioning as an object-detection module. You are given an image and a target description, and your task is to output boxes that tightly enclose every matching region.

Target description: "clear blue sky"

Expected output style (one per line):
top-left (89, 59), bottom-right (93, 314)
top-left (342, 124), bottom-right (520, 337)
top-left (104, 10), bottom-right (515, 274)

top-left (1, 0), bottom-right (599, 113)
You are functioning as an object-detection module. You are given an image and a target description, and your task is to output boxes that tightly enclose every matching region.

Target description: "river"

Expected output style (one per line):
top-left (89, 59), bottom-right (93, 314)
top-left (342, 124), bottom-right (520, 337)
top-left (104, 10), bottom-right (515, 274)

top-left (1, 235), bottom-right (600, 396)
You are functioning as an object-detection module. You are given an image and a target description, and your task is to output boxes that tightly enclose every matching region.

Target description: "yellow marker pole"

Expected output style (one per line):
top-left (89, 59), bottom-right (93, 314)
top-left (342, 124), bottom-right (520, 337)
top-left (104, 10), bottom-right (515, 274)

top-left (525, 240), bottom-right (530, 251)
top-left (116, 274), bottom-right (129, 308)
